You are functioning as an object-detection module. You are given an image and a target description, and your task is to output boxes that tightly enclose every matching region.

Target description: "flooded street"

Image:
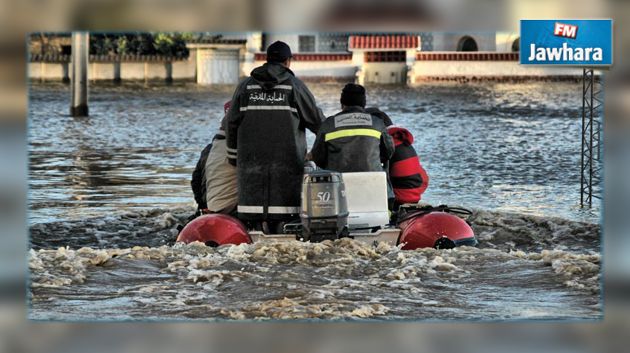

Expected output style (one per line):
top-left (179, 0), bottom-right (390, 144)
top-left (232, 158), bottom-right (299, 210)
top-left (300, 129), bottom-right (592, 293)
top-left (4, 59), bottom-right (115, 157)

top-left (28, 81), bottom-right (601, 320)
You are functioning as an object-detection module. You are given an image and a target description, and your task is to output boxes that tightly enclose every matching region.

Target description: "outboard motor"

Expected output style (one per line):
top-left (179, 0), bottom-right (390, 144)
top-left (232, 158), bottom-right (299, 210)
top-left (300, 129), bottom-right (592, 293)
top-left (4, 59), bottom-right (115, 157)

top-left (300, 169), bottom-right (349, 242)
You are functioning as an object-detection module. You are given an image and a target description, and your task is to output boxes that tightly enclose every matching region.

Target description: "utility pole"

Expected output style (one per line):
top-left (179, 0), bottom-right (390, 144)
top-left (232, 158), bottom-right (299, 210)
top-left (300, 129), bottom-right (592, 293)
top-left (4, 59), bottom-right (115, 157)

top-left (580, 68), bottom-right (603, 208)
top-left (71, 32), bottom-right (89, 116)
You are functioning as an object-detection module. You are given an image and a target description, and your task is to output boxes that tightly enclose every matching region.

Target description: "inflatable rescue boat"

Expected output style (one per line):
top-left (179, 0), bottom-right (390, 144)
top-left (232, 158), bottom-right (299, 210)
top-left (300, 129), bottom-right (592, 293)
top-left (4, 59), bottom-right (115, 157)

top-left (177, 170), bottom-right (477, 250)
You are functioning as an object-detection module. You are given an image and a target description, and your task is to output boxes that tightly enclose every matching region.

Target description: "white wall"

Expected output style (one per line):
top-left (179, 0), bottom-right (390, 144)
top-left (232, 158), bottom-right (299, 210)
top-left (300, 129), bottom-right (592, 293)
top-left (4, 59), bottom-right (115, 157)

top-left (29, 59), bottom-right (196, 81)
top-left (496, 32), bottom-right (520, 52)
top-left (363, 63), bottom-right (407, 84)
top-left (431, 32), bottom-right (497, 51)
top-left (263, 32), bottom-right (319, 53)
top-left (29, 62), bottom-right (69, 80)
top-left (251, 60), bottom-right (356, 79)
top-left (197, 49), bottom-right (240, 84)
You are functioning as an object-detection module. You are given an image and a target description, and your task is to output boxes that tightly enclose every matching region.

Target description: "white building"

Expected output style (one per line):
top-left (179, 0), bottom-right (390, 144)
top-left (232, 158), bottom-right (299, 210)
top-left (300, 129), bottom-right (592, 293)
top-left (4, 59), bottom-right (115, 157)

top-left (237, 31), bottom-right (520, 54)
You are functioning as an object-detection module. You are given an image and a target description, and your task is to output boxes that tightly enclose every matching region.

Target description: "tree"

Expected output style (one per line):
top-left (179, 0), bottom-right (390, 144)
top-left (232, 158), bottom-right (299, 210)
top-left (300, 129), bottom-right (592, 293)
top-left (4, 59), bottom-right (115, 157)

top-left (89, 34), bottom-right (119, 55)
top-left (31, 32), bottom-right (192, 58)
top-left (153, 32), bottom-right (190, 57)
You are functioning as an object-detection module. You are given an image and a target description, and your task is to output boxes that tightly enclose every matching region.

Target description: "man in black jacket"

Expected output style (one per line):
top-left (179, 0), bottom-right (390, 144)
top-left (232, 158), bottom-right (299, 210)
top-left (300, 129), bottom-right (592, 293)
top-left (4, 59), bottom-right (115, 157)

top-left (226, 41), bottom-right (325, 230)
top-left (311, 84), bottom-right (394, 173)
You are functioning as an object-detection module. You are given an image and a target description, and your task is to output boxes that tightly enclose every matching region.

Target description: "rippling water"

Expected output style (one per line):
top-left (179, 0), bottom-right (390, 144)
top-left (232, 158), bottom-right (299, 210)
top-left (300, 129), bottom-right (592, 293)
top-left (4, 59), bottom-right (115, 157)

top-left (29, 81), bottom-right (599, 223)
top-left (28, 81), bottom-right (601, 321)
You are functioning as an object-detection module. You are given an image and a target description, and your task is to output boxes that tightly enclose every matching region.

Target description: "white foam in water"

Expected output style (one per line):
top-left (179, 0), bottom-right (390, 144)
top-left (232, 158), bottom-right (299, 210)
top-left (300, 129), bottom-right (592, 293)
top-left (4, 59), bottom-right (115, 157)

top-left (28, 210), bottom-right (601, 321)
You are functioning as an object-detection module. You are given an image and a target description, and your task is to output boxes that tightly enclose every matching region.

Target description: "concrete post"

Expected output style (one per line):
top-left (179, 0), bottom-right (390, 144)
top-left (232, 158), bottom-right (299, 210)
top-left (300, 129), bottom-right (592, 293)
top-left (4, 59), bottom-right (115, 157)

top-left (242, 32), bottom-right (262, 76)
top-left (352, 51), bottom-right (365, 85)
top-left (406, 48), bottom-right (418, 85)
top-left (70, 32), bottom-right (89, 116)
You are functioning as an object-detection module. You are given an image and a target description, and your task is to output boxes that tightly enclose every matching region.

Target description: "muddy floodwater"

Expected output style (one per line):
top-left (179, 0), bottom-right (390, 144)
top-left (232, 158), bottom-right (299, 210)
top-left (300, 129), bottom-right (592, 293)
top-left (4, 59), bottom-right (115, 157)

top-left (28, 81), bottom-right (601, 321)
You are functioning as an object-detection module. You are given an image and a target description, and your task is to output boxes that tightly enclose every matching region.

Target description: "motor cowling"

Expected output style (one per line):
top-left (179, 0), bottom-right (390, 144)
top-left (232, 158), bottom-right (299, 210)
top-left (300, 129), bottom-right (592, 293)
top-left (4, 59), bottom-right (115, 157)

top-left (176, 214), bottom-right (251, 247)
top-left (398, 211), bottom-right (477, 250)
top-left (300, 169), bottom-right (348, 242)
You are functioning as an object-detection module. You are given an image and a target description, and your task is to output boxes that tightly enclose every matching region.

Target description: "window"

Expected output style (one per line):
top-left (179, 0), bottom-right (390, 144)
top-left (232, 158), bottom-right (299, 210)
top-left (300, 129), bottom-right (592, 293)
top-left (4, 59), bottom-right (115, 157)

top-left (317, 33), bottom-right (349, 52)
top-left (365, 51), bottom-right (406, 62)
top-left (299, 35), bottom-right (316, 52)
top-left (457, 36), bottom-right (478, 52)
top-left (511, 37), bottom-right (520, 52)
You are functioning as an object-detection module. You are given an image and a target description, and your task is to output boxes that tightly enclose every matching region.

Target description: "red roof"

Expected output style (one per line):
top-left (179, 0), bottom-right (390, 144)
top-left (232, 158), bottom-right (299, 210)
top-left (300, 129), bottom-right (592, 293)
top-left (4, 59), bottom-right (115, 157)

top-left (254, 53), bottom-right (352, 61)
top-left (349, 35), bottom-right (419, 49)
top-left (416, 52), bottom-right (519, 61)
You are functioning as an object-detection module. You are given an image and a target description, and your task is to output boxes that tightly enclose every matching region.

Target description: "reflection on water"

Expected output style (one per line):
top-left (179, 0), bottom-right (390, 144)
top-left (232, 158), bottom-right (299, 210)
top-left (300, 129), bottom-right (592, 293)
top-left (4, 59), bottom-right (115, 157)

top-left (29, 81), bottom-right (599, 224)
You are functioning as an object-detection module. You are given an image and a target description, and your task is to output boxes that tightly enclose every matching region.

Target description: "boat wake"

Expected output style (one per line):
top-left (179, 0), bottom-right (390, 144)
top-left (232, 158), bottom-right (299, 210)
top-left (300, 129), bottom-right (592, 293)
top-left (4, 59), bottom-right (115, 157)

top-left (28, 207), bottom-right (601, 321)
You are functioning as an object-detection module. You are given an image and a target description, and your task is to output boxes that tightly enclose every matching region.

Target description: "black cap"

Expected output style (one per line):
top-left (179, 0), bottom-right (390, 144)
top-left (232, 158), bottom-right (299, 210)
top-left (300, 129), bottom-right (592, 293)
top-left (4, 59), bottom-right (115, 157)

top-left (340, 83), bottom-right (366, 108)
top-left (267, 41), bottom-right (292, 63)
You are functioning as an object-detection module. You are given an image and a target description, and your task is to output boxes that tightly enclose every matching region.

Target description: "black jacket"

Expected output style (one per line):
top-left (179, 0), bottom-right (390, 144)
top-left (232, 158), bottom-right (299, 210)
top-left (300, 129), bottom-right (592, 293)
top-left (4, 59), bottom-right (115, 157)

top-left (226, 63), bottom-right (325, 221)
top-left (311, 106), bottom-right (394, 173)
top-left (191, 142), bottom-right (213, 210)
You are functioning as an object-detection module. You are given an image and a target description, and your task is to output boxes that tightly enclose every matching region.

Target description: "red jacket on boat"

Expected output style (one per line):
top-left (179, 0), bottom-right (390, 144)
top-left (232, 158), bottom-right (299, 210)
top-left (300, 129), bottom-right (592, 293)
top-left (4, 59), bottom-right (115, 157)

top-left (387, 126), bottom-right (429, 204)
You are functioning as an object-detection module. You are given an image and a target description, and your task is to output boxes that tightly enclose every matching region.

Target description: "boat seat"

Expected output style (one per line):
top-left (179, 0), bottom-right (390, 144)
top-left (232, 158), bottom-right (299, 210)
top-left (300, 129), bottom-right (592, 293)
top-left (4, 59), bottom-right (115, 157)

top-left (341, 172), bottom-right (389, 231)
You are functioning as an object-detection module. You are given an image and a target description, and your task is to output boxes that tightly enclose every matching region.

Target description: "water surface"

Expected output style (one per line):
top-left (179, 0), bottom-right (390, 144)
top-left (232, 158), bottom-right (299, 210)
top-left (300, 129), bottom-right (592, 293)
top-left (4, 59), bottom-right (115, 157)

top-left (28, 81), bottom-right (600, 224)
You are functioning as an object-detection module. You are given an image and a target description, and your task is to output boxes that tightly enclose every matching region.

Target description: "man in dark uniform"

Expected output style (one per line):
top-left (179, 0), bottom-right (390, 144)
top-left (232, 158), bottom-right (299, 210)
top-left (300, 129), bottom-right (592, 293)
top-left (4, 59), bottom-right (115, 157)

top-left (226, 41), bottom-right (325, 232)
top-left (311, 84), bottom-right (394, 173)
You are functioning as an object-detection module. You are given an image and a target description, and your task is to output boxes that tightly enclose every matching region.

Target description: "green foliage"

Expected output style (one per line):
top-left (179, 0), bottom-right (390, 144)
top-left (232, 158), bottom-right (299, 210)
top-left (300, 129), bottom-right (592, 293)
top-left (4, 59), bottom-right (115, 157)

top-left (88, 32), bottom-right (190, 58)
top-left (32, 32), bottom-right (208, 58)
top-left (153, 32), bottom-right (190, 57)
top-left (116, 36), bottom-right (128, 55)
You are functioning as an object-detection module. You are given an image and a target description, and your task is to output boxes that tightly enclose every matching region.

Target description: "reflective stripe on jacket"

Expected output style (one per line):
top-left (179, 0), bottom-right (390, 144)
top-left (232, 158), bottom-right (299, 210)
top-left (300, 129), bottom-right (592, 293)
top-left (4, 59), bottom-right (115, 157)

top-left (226, 63), bottom-right (324, 220)
top-left (311, 106), bottom-right (394, 173)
